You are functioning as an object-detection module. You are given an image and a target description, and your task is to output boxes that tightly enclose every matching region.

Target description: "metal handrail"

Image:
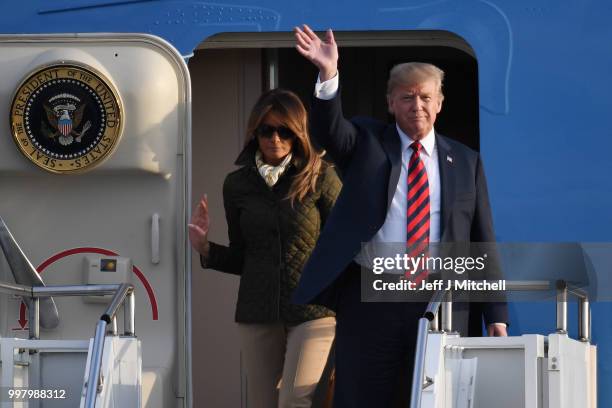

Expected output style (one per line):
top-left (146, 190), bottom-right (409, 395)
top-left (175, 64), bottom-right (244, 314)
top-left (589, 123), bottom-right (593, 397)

top-left (0, 281), bottom-right (32, 296)
top-left (0, 280), bottom-right (136, 408)
top-left (0, 282), bottom-right (124, 297)
top-left (409, 317), bottom-right (432, 407)
top-left (409, 279), bottom-right (591, 408)
top-left (84, 283), bottom-right (133, 408)
top-left (555, 280), bottom-right (590, 341)
top-left (33, 284), bottom-right (123, 297)
top-left (0, 217), bottom-right (60, 329)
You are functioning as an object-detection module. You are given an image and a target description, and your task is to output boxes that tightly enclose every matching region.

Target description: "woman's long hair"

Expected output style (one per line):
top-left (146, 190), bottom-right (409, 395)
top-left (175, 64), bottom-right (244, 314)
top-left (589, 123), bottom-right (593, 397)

top-left (245, 89), bottom-right (324, 205)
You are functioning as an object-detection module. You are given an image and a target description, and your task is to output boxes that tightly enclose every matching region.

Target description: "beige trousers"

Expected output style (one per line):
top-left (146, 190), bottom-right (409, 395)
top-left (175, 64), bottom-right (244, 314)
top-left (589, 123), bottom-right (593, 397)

top-left (238, 317), bottom-right (336, 408)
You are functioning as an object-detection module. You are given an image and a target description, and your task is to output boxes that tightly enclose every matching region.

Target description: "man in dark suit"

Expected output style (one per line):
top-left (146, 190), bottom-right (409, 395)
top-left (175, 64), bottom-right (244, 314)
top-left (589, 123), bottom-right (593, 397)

top-left (293, 25), bottom-right (508, 407)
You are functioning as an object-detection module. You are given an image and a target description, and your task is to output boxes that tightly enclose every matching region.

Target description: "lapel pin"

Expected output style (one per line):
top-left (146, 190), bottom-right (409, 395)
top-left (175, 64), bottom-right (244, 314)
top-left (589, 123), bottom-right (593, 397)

top-left (447, 155), bottom-right (453, 163)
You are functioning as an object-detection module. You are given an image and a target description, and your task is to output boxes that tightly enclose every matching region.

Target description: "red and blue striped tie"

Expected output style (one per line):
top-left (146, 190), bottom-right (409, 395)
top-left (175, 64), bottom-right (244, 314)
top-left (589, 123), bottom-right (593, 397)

top-left (406, 141), bottom-right (430, 284)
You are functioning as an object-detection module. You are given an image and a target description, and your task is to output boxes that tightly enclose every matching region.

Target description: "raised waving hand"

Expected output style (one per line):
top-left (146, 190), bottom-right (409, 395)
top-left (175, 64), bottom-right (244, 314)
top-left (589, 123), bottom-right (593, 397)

top-left (294, 24), bottom-right (338, 81)
top-left (188, 194), bottom-right (210, 257)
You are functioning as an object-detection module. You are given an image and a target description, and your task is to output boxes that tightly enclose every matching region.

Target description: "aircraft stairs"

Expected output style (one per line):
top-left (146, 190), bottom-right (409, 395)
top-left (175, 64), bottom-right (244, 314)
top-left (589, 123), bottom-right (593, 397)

top-left (0, 217), bottom-right (141, 407)
top-left (0, 212), bottom-right (598, 408)
top-left (410, 281), bottom-right (597, 408)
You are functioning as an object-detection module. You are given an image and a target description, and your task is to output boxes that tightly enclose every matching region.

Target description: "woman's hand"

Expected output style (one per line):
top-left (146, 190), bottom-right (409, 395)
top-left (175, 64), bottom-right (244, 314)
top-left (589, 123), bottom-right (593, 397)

top-left (487, 324), bottom-right (508, 337)
top-left (188, 194), bottom-right (210, 257)
top-left (294, 24), bottom-right (338, 81)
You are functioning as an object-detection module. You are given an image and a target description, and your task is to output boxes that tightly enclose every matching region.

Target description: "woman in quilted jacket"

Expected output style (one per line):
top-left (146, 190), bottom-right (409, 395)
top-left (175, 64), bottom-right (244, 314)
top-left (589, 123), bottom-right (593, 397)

top-left (189, 88), bottom-right (341, 408)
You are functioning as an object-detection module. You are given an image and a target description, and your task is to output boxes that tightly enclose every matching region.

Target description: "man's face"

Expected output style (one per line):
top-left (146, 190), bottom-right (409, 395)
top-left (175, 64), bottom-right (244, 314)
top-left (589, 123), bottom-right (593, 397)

top-left (387, 79), bottom-right (443, 140)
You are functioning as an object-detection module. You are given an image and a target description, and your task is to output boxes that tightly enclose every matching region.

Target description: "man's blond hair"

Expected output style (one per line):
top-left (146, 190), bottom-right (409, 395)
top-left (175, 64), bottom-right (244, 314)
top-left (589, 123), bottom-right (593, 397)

top-left (386, 62), bottom-right (445, 98)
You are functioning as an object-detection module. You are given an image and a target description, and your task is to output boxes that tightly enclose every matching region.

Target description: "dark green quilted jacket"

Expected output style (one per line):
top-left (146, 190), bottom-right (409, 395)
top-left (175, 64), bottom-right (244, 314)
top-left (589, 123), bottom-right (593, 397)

top-left (202, 142), bottom-right (341, 324)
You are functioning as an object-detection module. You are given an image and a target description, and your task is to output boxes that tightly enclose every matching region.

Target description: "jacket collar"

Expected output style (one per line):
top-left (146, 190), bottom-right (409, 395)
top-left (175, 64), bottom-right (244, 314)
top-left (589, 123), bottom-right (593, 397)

top-left (235, 139), bottom-right (258, 167)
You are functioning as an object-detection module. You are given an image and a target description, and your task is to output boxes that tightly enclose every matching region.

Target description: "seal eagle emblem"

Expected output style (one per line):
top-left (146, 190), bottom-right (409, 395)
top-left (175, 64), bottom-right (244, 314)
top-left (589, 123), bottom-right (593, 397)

top-left (10, 63), bottom-right (123, 173)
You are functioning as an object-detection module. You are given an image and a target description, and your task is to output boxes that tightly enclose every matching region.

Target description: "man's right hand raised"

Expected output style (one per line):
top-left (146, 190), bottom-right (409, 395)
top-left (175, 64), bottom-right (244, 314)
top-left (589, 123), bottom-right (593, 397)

top-left (294, 25), bottom-right (338, 82)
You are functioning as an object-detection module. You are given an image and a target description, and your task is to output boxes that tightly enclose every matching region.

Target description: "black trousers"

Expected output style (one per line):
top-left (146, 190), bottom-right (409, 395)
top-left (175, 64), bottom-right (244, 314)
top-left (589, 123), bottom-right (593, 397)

top-left (333, 262), bottom-right (427, 408)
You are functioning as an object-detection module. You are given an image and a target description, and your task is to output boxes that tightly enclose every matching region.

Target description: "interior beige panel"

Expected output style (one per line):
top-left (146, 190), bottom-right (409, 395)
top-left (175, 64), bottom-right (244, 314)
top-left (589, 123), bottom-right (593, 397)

top-left (189, 48), bottom-right (262, 407)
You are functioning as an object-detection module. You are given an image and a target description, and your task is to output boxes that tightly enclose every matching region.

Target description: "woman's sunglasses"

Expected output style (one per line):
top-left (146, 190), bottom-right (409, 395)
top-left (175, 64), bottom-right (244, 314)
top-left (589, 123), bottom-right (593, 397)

top-left (255, 124), bottom-right (296, 140)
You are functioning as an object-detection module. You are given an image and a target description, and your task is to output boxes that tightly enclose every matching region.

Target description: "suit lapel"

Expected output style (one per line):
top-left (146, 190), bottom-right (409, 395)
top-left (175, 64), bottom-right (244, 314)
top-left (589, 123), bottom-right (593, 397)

top-left (381, 124), bottom-right (402, 212)
top-left (436, 134), bottom-right (454, 240)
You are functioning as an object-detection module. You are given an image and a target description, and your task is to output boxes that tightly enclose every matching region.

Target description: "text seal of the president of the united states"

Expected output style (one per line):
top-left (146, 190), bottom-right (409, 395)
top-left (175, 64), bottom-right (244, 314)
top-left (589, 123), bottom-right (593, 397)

top-left (10, 63), bottom-right (123, 174)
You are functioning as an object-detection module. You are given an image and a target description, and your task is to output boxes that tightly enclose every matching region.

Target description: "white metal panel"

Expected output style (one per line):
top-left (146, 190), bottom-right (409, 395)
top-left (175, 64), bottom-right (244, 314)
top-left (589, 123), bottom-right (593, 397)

top-left (80, 337), bottom-right (141, 408)
top-left (547, 333), bottom-right (594, 408)
top-left (445, 335), bottom-right (545, 408)
top-left (0, 36), bottom-right (185, 174)
top-left (0, 34), bottom-right (191, 408)
top-left (0, 338), bottom-right (89, 408)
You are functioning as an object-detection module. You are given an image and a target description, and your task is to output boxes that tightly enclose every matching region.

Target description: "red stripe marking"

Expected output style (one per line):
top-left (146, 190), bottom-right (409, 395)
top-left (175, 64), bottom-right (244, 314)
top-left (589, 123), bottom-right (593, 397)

top-left (408, 163), bottom-right (426, 185)
top-left (36, 247), bottom-right (158, 320)
top-left (407, 189), bottom-right (429, 215)
top-left (408, 161), bottom-right (425, 184)
top-left (407, 221), bottom-right (430, 243)
top-left (408, 175), bottom-right (428, 200)
top-left (407, 205), bottom-right (429, 231)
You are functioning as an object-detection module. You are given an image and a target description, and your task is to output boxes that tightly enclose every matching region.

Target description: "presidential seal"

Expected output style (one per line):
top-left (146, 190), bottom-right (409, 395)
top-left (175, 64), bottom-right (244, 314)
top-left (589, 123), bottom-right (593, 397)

top-left (9, 63), bottom-right (123, 173)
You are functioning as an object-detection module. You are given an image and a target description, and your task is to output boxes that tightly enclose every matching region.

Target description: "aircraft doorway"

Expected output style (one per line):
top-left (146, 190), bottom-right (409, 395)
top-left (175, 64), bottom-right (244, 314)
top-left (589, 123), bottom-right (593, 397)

top-left (189, 31), bottom-right (478, 407)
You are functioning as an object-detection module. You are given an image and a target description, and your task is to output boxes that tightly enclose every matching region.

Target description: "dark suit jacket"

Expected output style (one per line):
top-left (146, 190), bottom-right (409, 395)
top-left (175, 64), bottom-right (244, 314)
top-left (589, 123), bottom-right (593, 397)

top-left (292, 90), bottom-right (508, 328)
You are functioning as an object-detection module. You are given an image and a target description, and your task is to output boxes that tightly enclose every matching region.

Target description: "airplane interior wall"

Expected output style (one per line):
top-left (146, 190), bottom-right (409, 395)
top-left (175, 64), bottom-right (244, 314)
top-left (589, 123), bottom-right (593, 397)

top-left (189, 47), bottom-right (262, 407)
